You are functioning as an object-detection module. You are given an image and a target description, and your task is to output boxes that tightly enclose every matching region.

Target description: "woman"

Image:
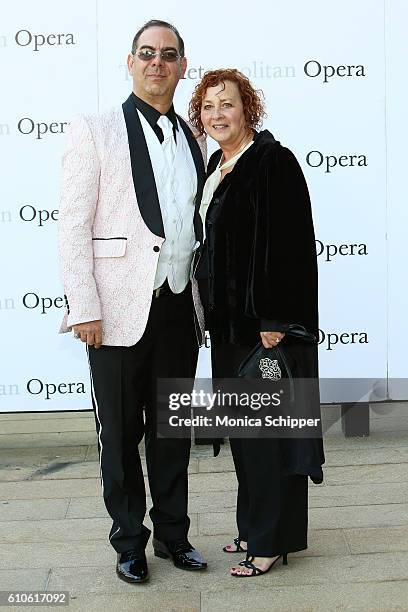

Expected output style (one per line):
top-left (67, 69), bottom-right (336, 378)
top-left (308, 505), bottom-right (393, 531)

top-left (189, 69), bottom-right (325, 577)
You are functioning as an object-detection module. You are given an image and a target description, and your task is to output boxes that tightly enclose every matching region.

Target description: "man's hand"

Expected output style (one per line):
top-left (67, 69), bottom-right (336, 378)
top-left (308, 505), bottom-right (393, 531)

top-left (260, 331), bottom-right (285, 349)
top-left (73, 320), bottom-right (102, 349)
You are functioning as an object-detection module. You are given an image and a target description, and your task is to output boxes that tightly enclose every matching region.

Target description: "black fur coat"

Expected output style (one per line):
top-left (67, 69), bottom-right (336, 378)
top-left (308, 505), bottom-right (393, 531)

top-left (197, 130), bottom-right (324, 481)
top-left (200, 129), bottom-right (318, 347)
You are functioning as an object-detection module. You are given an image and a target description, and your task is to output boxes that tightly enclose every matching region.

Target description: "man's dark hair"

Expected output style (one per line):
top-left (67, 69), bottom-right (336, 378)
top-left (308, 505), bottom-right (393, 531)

top-left (131, 20), bottom-right (185, 57)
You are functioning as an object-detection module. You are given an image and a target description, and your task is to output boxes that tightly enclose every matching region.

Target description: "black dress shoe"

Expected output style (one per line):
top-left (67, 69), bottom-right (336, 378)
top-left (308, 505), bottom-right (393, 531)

top-left (153, 538), bottom-right (207, 571)
top-left (116, 550), bottom-right (149, 583)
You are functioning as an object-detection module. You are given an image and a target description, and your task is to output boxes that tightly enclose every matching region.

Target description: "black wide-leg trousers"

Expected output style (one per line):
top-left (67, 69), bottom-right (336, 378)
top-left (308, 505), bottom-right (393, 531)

top-left (211, 342), bottom-right (308, 557)
top-left (87, 285), bottom-right (198, 554)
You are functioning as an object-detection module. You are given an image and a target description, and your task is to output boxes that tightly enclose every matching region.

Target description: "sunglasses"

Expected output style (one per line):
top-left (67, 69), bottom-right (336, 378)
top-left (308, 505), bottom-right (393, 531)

top-left (136, 48), bottom-right (181, 63)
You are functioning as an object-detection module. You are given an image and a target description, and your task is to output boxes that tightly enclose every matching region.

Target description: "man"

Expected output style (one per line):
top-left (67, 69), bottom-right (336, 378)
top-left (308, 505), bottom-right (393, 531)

top-left (59, 20), bottom-right (207, 584)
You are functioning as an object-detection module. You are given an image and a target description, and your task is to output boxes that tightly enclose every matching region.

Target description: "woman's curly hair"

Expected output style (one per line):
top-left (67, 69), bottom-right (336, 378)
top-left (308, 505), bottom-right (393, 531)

top-left (188, 68), bottom-right (266, 137)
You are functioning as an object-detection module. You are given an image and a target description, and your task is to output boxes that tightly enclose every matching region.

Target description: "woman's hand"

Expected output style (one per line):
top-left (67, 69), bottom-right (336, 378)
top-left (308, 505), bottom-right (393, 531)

top-left (260, 331), bottom-right (285, 349)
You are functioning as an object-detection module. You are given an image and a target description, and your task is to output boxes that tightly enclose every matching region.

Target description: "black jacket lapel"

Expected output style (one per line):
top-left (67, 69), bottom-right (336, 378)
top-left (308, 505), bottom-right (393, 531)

top-left (177, 115), bottom-right (205, 244)
top-left (207, 149), bottom-right (222, 178)
top-left (122, 94), bottom-right (165, 238)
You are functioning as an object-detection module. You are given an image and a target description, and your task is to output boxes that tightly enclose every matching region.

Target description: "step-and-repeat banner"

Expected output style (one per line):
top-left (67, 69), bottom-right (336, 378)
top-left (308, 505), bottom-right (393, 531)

top-left (0, 0), bottom-right (406, 411)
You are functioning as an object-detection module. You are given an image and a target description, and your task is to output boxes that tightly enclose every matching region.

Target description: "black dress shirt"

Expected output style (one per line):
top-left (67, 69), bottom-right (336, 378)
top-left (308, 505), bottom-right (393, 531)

top-left (131, 93), bottom-right (178, 143)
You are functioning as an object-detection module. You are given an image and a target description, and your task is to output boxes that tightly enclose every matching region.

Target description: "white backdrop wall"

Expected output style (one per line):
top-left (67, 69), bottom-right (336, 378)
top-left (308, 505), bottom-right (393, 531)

top-left (385, 0), bottom-right (408, 399)
top-left (0, 0), bottom-right (405, 411)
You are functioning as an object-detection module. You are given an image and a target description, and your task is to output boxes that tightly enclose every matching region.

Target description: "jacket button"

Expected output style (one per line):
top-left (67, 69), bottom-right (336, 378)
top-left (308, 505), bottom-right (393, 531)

top-left (213, 198), bottom-right (219, 204)
top-left (153, 246), bottom-right (160, 252)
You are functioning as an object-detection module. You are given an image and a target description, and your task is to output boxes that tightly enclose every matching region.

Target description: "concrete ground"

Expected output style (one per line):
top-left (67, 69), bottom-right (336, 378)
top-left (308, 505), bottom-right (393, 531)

top-left (0, 404), bottom-right (408, 611)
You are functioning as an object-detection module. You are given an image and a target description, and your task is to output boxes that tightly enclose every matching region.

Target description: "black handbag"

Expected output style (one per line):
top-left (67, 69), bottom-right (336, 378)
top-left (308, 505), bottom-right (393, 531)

top-left (238, 324), bottom-right (317, 402)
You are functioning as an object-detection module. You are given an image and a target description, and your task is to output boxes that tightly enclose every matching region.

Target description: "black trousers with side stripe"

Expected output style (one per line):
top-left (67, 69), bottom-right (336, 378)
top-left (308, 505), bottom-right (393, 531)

top-left (87, 284), bottom-right (198, 554)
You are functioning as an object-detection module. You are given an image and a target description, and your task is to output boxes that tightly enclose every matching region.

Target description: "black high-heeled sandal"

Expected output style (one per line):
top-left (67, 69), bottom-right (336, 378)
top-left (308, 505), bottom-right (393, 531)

top-left (231, 553), bottom-right (288, 577)
top-left (222, 536), bottom-right (247, 553)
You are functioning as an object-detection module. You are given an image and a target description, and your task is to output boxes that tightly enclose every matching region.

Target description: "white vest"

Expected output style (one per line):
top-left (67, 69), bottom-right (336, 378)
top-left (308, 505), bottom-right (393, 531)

top-left (138, 111), bottom-right (198, 293)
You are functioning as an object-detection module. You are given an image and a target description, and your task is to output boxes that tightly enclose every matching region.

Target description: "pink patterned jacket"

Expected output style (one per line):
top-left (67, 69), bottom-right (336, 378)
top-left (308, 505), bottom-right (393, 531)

top-left (58, 105), bottom-right (205, 347)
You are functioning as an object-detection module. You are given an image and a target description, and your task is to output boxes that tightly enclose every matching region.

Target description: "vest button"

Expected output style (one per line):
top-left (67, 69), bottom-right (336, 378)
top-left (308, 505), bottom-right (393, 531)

top-left (153, 246), bottom-right (160, 252)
